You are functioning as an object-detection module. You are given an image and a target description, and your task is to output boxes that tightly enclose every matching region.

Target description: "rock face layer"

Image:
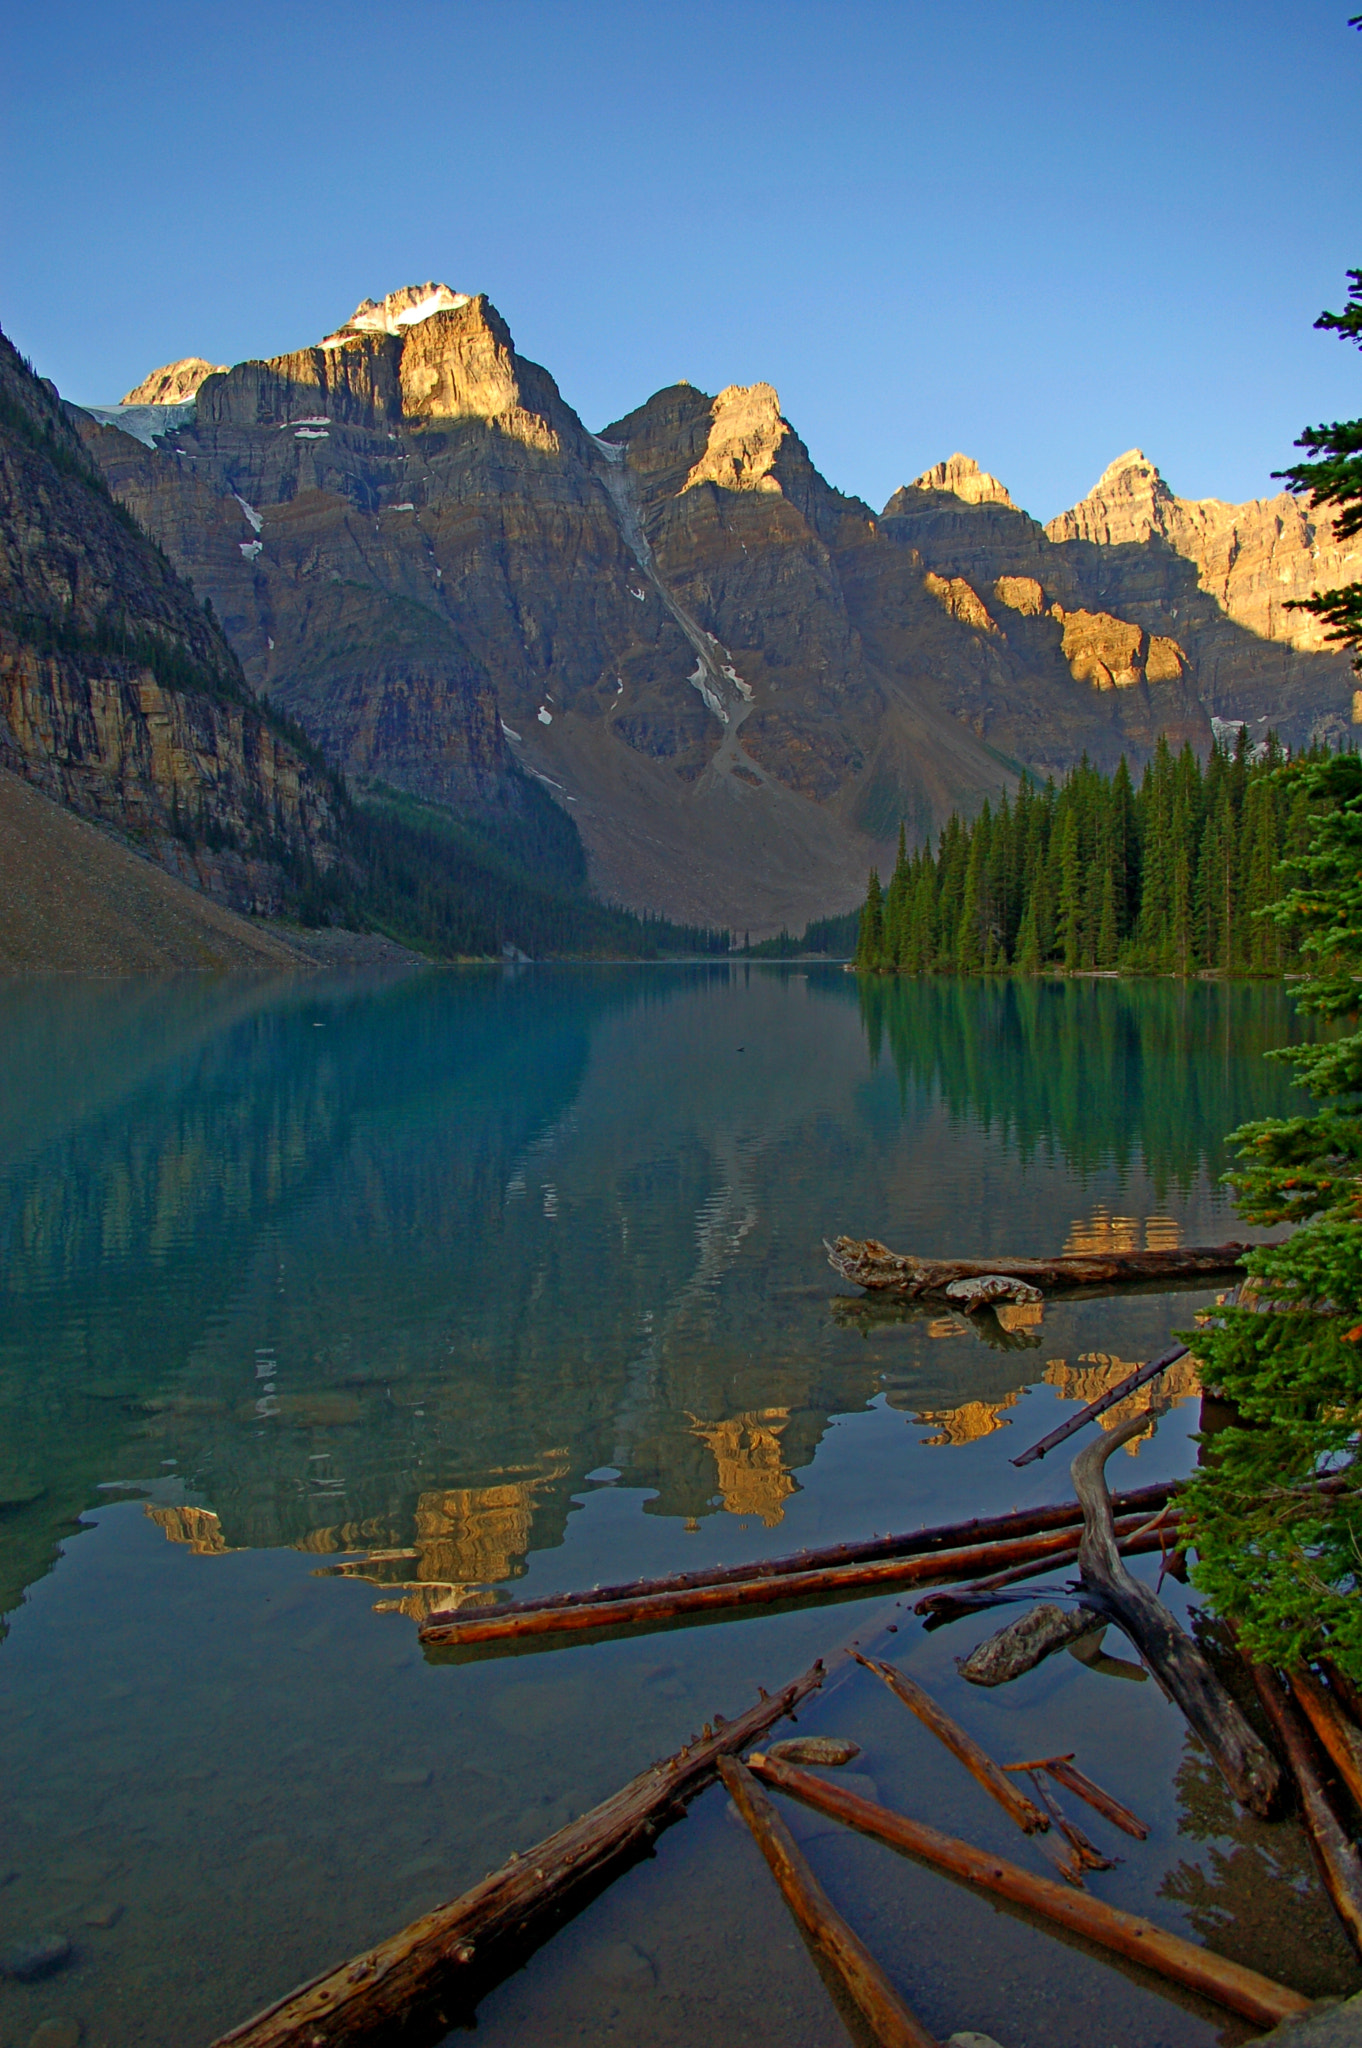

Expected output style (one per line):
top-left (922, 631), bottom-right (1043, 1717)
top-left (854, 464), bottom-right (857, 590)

top-left (73, 288), bottom-right (1356, 930)
top-left (0, 326), bottom-right (343, 916)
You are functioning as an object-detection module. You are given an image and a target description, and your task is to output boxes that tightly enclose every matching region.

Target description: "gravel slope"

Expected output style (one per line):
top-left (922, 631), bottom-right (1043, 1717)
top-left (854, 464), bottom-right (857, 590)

top-left (0, 767), bottom-right (314, 972)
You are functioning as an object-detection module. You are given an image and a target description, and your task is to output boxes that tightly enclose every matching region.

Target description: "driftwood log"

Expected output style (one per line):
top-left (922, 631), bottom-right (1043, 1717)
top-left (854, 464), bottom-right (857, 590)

top-left (744, 1755), bottom-right (1310, 2030)
top-left (1072, 1415), bottom-right (1282, 1818)
top-left (1288, 1665), bottom-right (1362, 1819)
top-left (420, 1511), bottom-right (1178, 1655)
top-left (853, 1654), bottom-right (1047, 1834)
top-left (1036, 1758), bottom-right (1149, 1841)
top-left (914, 1511), bottom-right (1181, 1629)
top-left (424, 1482), bottom-right (1180, 1632)
top-left (827, 1235), bottom-right (1253, 1301)
top-left (1024, 1771), bottom-right (1114, 1874)
top-left (1250, 1663), bottom-right (1362, 1958)
top-left (720, 1757), bottom-right (937, 2048)
top-left (211, 1660), bottom-right (828, 2048)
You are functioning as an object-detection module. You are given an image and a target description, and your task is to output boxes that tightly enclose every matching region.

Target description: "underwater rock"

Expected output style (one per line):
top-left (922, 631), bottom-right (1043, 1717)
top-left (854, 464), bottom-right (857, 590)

top-left (0, 1932), bottom-right (72, 1981)
top-left (765, 1736), bottom-right (861, 1766)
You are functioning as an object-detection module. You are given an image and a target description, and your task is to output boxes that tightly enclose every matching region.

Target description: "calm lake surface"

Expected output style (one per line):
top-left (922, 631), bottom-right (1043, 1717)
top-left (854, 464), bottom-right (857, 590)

top-left (0, 968), bottom-right (1355, 2047)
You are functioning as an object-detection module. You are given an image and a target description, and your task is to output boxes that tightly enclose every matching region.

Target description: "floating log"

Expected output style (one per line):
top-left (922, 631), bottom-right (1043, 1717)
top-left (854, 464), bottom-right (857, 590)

top-left (1289, 1665), bottom-right (1362, 1818)
top-left (914, 1515), bottom-right (1183, 1628)
top-left (211, 1660), bottom-right (828, 2048)
top-left (744, 1756), bottom-right (1310, 2031)
top-left (827, 1236), bottom-right (1253, 1302)
top-left (719, 1758), bottom-right (937, 2048)
top-left (1249, 1663), bottom-right (1362, 1959)
top-left (1011, 1347), bottom-right (1190, 1468)
top-left (853, 1654), bottom-right (1047, 1834)
top-left (421, 1508), bottom-right (1180, 1655)
top-left (1072, 1414), bottom-right (1282, 1818)
top-left (426, 1482), bottom-right (1180, 1630)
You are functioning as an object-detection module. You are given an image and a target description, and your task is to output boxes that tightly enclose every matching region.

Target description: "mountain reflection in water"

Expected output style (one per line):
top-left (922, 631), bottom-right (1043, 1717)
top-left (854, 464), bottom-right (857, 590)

top-left (4, 966), bottom-right (1361, 2048)
top-left (0, 969), bottom-right (1301, 1627)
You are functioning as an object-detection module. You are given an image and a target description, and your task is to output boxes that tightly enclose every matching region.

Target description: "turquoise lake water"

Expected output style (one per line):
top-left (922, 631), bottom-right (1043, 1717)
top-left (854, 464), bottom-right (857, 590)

top-left (0, 967), bottom-right (1355, 2047)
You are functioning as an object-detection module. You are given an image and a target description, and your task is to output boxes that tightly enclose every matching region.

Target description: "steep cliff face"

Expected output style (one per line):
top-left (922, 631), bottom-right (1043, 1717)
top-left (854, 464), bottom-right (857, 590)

top-left (1045, 448), bottom-right (1360, 654)
top-left (0, 327), bottom-right (343, 914)
top-left (875, 448), bottom-right (1355, 771)
top-left (72, 285), bottom-right (1356, 929)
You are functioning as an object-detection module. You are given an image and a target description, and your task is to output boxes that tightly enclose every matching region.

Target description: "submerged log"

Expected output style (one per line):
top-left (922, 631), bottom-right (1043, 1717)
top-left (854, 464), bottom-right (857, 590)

top-left (426, 1482), bottom-right (1180, 1630)
top-left (1025, 1770), bottom-right (1114, 1872)
top-left (743, 1756), bottom-right (1310, 2030)
top-left (1072, 1415), bottom-right (1282, 1818)
top-left (853, 1654), bottom-right (1047, 1834)
top-left (827, 1235), bottom-right (1253, 1301)
top-left (421, 1507), bottom-right (1180, 1655)
top-left (1250, 1663), bottom-right (1362, 1959)
top-left (212, 1660), bottom-right (828, 2048)
top-left (719, 1758), bottom-right (937, 2048)
top-left (1041, 1758), bottom-right (1149, 1841)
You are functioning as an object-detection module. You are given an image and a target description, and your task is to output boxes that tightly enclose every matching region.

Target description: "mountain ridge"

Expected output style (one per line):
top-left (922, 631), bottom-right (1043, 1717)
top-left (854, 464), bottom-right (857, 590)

top-left (70, 283), bottom-right (1355, 932)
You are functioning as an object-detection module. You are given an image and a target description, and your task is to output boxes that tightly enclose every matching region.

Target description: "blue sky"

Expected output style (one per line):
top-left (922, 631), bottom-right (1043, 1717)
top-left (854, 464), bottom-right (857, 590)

top-left (4, 0), bottom-right (1359, 520)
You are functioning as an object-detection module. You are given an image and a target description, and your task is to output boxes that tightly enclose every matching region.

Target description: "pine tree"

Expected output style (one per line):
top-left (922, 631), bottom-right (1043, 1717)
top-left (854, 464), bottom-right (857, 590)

top-left (855, 869), bottom-right (885, 969)
top-left (1188, 752), bottom-right (1362, 1675)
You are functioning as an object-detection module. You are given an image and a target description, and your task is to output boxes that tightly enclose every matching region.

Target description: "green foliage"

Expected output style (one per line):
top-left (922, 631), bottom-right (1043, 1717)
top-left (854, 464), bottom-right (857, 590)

top-left (312, 784), bottom-right (731, 961)
top-left (848, 734), bottom-right (1322, 978)
top-left (1187, 752), bottom-right (1362, 1677)
top-left (743, 907), bottom-right (861, 957)
top-left (1278, 268), bottom-right (1362, 662)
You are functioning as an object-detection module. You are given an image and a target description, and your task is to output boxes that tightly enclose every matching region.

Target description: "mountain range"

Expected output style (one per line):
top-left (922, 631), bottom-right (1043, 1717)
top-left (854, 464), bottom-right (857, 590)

top-left (13, 281), bottom-right (1360, 939)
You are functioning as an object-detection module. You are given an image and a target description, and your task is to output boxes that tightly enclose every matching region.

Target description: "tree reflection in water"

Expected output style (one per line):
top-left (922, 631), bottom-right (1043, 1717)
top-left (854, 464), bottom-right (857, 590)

top-left (1161, 1738), bottom-right (1358, 2002)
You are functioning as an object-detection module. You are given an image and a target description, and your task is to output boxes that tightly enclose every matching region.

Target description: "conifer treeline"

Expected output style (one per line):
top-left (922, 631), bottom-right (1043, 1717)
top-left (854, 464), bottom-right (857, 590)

top-left (855, 733), bottom-right (1329, 977)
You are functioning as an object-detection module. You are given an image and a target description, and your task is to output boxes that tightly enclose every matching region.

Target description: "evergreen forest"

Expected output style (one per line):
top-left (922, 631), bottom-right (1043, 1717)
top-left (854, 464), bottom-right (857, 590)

top-left (854, 731), bottom-right (1341, 977)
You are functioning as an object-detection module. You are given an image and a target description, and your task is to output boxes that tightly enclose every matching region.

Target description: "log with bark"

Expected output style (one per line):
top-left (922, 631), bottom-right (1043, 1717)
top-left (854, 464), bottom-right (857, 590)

top-left (827, 1235), bottom-right (1253, 1301)
top-left (424, 1482), bottom-right (1179, 1632)
top-left (719, 1757), bottom-right (938, 2048)
top-left (211, 1660), bottom-right (828, 2048)
top-left (419, 1509), bottom-right (1179, 1655)
top-left (852, 1654), bottom-right (1048, 1834)
top-left (1250, 1663), bottom-right (1362, 1959)
top-left (1071, 1413), bottom-right (1283, 1818)
top-left (743, 1755), bottom-right (1310, 2031)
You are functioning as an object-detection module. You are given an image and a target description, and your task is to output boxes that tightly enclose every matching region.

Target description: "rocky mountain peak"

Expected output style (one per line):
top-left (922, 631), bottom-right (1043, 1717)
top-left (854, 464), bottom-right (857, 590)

top-left (1045, 448), bottom-right (1176, 545)
top-left (907, 454), bottom-right (1015, 508)
top-left (120, 357), bottom-right (227, 405)
top-left (683, 382), bottom-right (789, 494)
top-left (324, 282), bottom-right (471, 343)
